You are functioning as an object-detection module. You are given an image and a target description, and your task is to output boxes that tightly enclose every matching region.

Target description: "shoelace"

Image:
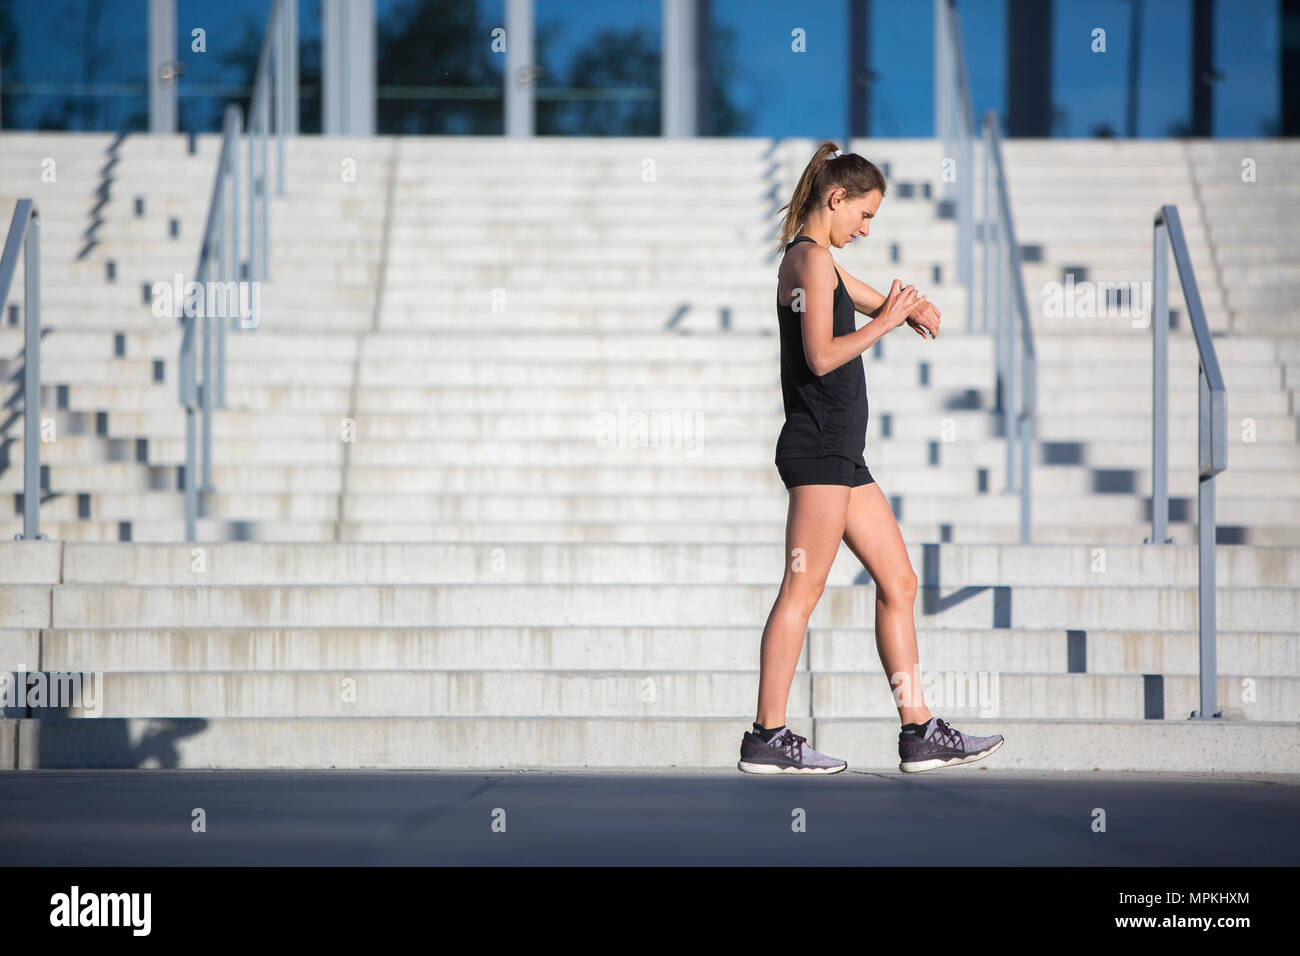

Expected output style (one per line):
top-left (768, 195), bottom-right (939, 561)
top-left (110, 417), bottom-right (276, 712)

top-left (774, 729), bottom-right (806, 762)
top-left (933, 718), bottom-right (964, 751)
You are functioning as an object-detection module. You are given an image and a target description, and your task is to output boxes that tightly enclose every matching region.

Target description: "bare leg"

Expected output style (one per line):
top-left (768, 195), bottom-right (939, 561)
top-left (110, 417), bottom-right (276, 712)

top-left (840, 481), bottom-right (933, 727)
top-left (755, 483), bottom-right (850, 728)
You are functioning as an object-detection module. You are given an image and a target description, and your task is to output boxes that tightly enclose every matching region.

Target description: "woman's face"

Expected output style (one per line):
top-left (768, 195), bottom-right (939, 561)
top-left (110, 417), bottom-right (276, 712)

top-left (829, 187), bottom-right (882, 248)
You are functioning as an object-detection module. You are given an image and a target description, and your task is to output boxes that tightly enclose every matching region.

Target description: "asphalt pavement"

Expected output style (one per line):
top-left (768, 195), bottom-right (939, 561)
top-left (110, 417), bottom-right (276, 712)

top-left (2, 768), bottom-right (1295, 865)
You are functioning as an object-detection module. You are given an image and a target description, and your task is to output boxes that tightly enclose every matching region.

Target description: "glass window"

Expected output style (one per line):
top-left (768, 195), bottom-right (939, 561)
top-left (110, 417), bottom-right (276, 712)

top-left (535, 0), bottom-right (659, 135)
top-left (2, 0), bottom-right (149, 131)
top-left (1047, 0), bottom-right (1278, 138)
top-left (1213, 0), bottom-right (1279, 135)
top-left (176, 0), bottom-right (272, 133)
top-left (953, 0), bottom-right (1006, 134)
top-left (868, 0), bottom-right (934, 137)
top-left (711, 0), bottom-right (847, 137)
top-left (374, 0), bottom-right (504, 135)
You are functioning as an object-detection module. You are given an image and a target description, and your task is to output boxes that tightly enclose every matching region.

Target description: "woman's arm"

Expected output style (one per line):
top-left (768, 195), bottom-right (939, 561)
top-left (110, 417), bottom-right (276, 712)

top-left (836, 263), bottom-right (941, 336)
top-left (795, 247), bottom-right (920, 376)
top-left (835, 265), bottom-right (890, 317)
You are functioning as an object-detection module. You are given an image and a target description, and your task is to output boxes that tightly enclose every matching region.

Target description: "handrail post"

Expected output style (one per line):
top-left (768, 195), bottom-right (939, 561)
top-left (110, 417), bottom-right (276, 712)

top-left (201, 244), bottom-right (214, 492)
top-left (247, 102), bottom-right (257, 288)
top-left (1005, 248), bottom-right (1018, 492)
top-left (980, 134), bottom-right (990, 335)
top-left (22, 213), bottom-right (41, 540)
top-left (180, 273), bottom-right (198, 541)
top-left (960, 131), bottom-right (973, 332)
top-left (997, 218), bottom-right (1010, 489)
top-left (231, 105), bottom-right (244, 332)
top-left (200, 204), bottom-right (213, 494)
top-left (1020, 356), bottom-right (1035, 544)
top-left (1197, 366), bottom-right (1218, 718)
top-left (1149, 218), bottom-right (1172, 543)
top-left (218, 117), bottom-right (233, 407)
top-left (260, 77), bottom-right (271, 279)
top-left (1149, 205), bottom-right (1227, 721)
top-left (982, 110), bottom-right (1036, 541)
top-left (1, 201), bottom-right (43, 540)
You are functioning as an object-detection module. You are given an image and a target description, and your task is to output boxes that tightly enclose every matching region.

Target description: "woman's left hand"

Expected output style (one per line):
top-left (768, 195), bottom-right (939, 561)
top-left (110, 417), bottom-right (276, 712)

top-left (906, 299), bottom-right (941, 339)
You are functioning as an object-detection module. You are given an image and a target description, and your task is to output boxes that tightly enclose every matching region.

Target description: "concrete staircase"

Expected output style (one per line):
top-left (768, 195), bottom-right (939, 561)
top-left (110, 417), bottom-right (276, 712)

top-left (1, 538), bottom-right (1296, 770)
top-left (1, 132), bottom-right (1297, 770)
top-left (1002, 138), bottom-right (1300, 545)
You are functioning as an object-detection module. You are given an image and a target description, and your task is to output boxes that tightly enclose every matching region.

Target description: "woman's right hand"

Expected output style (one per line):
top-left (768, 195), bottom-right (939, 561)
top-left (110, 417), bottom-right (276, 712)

top-left (878, 279), bottom-right (921, 331)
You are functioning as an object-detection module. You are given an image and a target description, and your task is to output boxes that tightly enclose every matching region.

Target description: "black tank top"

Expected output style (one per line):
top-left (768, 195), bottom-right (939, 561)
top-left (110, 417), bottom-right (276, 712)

top-left (774, 235), bottom-right (869, 464)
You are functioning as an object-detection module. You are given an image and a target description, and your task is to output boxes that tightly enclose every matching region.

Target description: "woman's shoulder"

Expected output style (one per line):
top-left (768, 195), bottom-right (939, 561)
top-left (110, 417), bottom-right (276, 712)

top-left (778, 243), bottom-right (840, 307)
top-left (779, 239), bottom-right (834, 276)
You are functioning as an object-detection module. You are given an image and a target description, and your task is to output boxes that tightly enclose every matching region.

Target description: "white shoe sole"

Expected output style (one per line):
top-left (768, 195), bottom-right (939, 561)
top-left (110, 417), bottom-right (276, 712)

top-left (899, 737), bottom-right (1004, 773)
top-left (737, 760), bottom-right (848, 775)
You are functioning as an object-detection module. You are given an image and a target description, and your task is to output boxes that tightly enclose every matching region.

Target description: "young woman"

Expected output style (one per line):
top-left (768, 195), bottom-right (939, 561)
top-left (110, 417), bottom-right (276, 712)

top-left (737, 141), bottom-right (1005, 774)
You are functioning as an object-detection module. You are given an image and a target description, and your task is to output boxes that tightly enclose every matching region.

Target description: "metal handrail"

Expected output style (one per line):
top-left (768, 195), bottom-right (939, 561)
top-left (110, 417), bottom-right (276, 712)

top-left (1148, 204), bottom-right (1227, 721)
top-left (980, 111), bottom-right (1036, 544)
top-left (939, 1), bottom-right (1034, 542)
top-left (180, 0), bottom-right (292, 541)
top-left (182, 105), bottom-right (243, 540)
top-left (0, 199), bottom-right (42, 540)
top-left (247, 0), bottom-right (291, 283)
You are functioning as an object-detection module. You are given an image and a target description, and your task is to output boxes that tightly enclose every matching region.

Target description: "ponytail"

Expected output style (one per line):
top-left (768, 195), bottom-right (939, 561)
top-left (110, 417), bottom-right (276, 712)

top-left (773, 141), bottom-right (888, 254)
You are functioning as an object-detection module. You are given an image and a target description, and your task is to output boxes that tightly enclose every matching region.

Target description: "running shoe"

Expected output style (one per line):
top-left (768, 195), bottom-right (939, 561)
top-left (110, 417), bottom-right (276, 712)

top-left (737, 727), bottom-right (847, 774)
top-left (898, 716), bottom-right (1004, 772)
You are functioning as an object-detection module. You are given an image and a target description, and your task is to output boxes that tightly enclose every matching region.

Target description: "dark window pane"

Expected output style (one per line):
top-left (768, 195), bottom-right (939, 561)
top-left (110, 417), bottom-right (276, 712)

top-left (375, 0), bottom-right (504, 135)
top-left (3, 0), bottom-right (149, 131)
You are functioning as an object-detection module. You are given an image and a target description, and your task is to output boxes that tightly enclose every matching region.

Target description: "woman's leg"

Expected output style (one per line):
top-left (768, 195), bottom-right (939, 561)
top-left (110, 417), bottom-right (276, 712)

top-left (755, 483), bottom-right (850, 728)
top-left (840, 481), bottom-right (933, 726)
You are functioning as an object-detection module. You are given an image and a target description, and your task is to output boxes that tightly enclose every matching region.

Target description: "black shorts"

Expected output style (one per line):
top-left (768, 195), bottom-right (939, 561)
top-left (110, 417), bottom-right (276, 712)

top-left (776, 455), bottom-right (875, 489)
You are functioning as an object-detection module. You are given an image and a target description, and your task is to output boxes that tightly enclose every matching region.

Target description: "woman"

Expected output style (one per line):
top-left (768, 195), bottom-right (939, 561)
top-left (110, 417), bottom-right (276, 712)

top-left (737, 142), bottom-right (1005, 774)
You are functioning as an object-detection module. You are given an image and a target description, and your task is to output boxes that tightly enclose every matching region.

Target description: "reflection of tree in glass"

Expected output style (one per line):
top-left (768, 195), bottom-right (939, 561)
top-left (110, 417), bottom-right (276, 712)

top-left (0, 0), bottom-right (23, 128)
top-left (3, 0), bottom-right (146, 131)
top-left (538, 21), bottom-right (752, 136)
top-left (77, 0), bottom-right (108, 129)
top-left (4, 3), bottom-right (764, 133)
top-left (540, 27), bottom-right (658, 135)
top-left (708, 21), bottom-right (754, 136)
top-left (368, 2), bottom-right (751, 136)
top-left (216, 11), bottom-right (323, 135)
top-left (375, 0), bottom-right (500, 135)
top-left (211, 15), bottom-right (262, 134)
